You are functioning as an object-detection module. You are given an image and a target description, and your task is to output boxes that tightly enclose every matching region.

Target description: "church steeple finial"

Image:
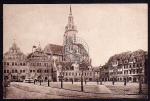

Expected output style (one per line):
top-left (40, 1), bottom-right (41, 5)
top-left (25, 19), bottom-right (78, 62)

top-left (70, 5), bottom-right (72, 15)
top-left (39, 42), bottom-right (40, 47)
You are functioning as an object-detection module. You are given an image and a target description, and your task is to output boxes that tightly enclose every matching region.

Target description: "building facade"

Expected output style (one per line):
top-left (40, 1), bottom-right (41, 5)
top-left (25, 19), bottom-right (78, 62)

top-left (100, 50), bottom-right (148, 83)
top-left (3, 42), bottom-right (27, 82)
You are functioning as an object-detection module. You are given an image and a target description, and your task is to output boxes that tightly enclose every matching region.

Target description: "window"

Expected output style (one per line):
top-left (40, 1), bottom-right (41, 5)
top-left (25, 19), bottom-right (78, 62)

top-left (12, 70), bottom-right (14, 73)
top-left (7, 70), bottom-right (9, 73)
top-left (137, 69), bottom-right (139, 74)
top-left (72, 72), bottom-right (74, 76)
top-left (33, 70), bottom-right (35, 73)
top-left (133, 70), bottom-right (135, 74)
top-left (12, 62), bottom-right (14, 66)
top-left (37, 70), bottom-right (39, 73)
top-left (124, 70), bottom-right (128, 74)
top-left (20, 63), bottom-right (22, 66)
top-left (15, 62), bottom-right (17, 65)
top-left (140, 63), bottom-right (142, 67)
top-left (30, 70), bottom-right (32, 73)
top-left (23, 70), bottom-right (25, 73)
top-left (15, 70), bottom-right (17, 73)
top-left (4, 62), bottom-right (6, 66)
top-left (7, 62), bottom-right (9, 65)
top-left (4, 70), bottom-right (6, 73)
top-left (12, 76), bottom-right (16, 79)
top-left (23, 63), bottom-right (25, 66)
top-left (66, 72), bottom-right (67, 76)
top-left (22, 76), bottom-right (25, 79)
top-left (44, 63), bottom-right (47, 66)
top-left (20, 70), bottom-right (22, 73)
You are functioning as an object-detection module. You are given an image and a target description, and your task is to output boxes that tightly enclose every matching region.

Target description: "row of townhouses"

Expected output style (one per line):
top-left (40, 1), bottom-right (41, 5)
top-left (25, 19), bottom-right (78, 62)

top-left (100, 50), bottom-right (148, 83)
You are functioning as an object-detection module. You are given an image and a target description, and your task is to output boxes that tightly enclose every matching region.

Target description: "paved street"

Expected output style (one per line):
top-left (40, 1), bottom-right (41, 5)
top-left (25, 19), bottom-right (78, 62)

top-left (4, 82), bottom-right (148, 99)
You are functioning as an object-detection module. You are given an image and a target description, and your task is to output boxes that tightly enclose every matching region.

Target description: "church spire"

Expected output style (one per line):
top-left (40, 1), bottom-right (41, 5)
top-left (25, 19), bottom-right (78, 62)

top-left (70, 5), bottom-right (72, 15)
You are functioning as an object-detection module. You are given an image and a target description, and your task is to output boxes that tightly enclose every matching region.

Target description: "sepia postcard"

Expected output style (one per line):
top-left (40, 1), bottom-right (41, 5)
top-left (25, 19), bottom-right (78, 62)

top-left (3, 4), bottom-right (148, 99)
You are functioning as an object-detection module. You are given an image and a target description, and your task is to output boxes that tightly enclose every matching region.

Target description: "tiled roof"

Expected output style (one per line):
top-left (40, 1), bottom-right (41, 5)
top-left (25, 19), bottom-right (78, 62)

top-left (107, 49), bottom-right (146, 65)
top-left (92, 66), bottom-right (100, 71)
top-left (44, 44), bottom-right (63, 55)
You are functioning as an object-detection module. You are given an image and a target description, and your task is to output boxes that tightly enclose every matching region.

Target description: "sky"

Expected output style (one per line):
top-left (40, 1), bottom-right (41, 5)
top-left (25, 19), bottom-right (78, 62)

top-left (3, 4), bottom-right (148, 67)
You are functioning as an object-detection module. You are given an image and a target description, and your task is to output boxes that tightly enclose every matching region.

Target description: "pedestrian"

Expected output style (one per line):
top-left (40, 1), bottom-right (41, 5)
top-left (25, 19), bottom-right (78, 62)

top-left (112, 80), bottom-right (114, 85)
top-left (124, 79), bottom-right (126, 86)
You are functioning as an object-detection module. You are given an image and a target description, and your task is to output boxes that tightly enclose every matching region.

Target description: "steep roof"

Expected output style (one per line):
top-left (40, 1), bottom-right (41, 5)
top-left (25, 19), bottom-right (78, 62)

top-left (107, 49), bottom-right (146, 65)
top-left (44, 44), bottom-right (63, 55)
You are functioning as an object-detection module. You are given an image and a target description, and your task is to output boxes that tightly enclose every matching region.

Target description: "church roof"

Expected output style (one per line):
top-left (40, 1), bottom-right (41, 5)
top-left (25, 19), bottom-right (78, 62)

top-left (44, 44), bottom-right (63, 55)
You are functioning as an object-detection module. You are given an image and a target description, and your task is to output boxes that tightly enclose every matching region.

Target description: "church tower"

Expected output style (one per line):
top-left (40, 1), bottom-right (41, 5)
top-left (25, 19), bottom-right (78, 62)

top-left (63, 5), bottom-right (78, 62)
top-left (63, 5), bottom-right (77, 45)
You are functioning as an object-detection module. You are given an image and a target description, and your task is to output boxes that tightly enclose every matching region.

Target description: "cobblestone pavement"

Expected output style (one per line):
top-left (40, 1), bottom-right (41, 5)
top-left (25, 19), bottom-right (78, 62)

top-left (3, 82), bottom-right (148, 99)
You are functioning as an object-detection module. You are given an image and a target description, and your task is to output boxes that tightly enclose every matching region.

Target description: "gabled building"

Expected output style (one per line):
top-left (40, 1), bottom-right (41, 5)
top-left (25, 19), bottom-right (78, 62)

top-left (26, 44), bottom-right (52, 81)
top-left (3, 42), bottom-right (27, 82)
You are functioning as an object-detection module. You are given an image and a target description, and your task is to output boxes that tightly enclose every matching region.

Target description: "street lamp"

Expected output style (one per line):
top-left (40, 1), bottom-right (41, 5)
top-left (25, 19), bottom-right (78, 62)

top-left (59, 65), bottom-right (64, 89)
top-left (61, 72), bottom-right (63, 88)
